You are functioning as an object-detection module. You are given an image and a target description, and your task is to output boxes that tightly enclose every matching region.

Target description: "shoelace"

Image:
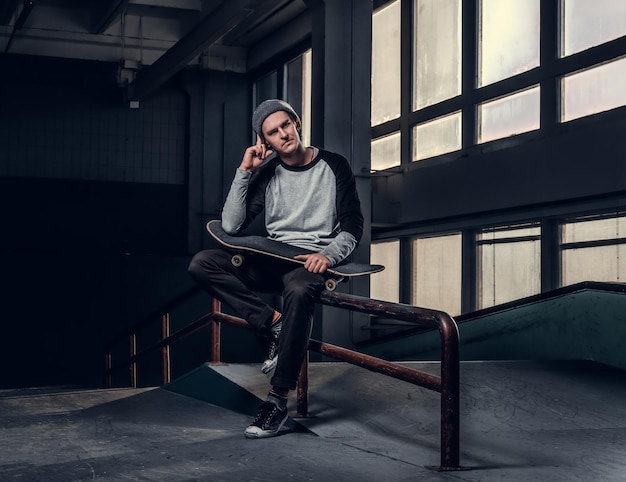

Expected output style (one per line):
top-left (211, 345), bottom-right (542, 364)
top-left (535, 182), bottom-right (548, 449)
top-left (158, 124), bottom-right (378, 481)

top-left (254, 402), bottom-right (278, 427)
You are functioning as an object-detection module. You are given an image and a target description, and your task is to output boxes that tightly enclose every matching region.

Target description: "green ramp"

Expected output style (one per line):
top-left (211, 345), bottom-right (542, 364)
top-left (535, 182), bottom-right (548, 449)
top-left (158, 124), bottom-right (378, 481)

top-left (163, 363), bottom-right (306, 432)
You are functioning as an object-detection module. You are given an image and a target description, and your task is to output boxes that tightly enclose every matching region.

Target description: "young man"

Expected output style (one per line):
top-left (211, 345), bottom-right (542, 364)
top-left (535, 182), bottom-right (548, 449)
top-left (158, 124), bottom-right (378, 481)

top-left (188, 99), bottom-right (363, 438)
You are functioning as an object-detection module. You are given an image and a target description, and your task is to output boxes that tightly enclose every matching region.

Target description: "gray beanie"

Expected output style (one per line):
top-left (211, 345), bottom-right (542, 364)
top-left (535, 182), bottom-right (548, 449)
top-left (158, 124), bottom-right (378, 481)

top-left (252, 99), bottom-right (300, 140)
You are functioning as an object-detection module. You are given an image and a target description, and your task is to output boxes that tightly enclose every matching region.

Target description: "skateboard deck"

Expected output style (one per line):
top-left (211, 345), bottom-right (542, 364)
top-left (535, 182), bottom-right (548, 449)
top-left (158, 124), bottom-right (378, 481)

top-left (206, 220), bottom-right (384, 291)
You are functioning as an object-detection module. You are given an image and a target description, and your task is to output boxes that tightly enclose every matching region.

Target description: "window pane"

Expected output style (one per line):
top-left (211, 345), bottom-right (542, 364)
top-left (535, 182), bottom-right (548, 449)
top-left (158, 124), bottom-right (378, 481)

top-left (412, 0), bottom-right (461, 110)
top-left (478, 86), bottom-right (540, 144)
top-left (254, 71), bottom-right (277, 106)
top-left (561, 0), bottom-right (626, 57)
top-left (411, 233), bottom-right (462, 316)
top-left (477, 225), bottom-right (541, 241)
top-left (479, 0), bottom-right (540, 87)
top-left (302, 50), bottom-right (312, 146)
top-left (562, 215), bottom-right (626, 243)
top-left (412, 111), bottom-right (461, 161)
top-left (285, 56), bottom-right (304, 109)
top-left (561, 214), bottom-right (626, 286)
top-left (371, 240), bottom-right (400, 303)
top-left (562, 245), bottom-right (626, 285)
top-left (372, 0), bottom-right (401, 126)
top-left (478, 225), bottom-right (541, 309)
top-left (371, 132), bottom-right (401, 171)
top-left (284, 50), bottom-right (312, 146)
top-left (560, 57), bottom-right (626, 123)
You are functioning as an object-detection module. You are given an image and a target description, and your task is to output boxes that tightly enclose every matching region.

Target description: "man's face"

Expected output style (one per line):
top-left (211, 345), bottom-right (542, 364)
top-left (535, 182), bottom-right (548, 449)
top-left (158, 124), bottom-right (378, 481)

top-left (261, 110), bottom-right (302, 156)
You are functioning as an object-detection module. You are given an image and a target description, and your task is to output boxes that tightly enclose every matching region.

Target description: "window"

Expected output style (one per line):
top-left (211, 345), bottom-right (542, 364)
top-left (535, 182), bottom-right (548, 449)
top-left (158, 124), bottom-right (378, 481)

top-left (253, 50), bottom-right (312, 144)
top-left (560, 57), bottom-right (626, 123)
top-left (478, 0), bottom-right (540, 87)
top-left (369, 1), bottom-right (626, 318)
top-left (561, 213), bottom-right (626, 285)
top-left (371, 0), bottom-right (626, 168)
top-left (411, 233), bottom-right (462, 316)
top-left (372, 132), bottom-right (401, 171)
top-left (254, 72), bottom-right (278, 106)
top-left (477, 224), bottom-right (541, 308)
top-left (478, 85), bottom-right (541, 143)
top-left (412, 0), bottom-right (461, 110)
top-left (371, 239), bottom-right (400, 302)
top-left (412, 111), bottom-right (461, 161)
top-left (561, 0), bottom-right (626, 57)
top-left (372, 0), bottom-right (401, 126)
top-left (284, 50), bottom-right (312, 146)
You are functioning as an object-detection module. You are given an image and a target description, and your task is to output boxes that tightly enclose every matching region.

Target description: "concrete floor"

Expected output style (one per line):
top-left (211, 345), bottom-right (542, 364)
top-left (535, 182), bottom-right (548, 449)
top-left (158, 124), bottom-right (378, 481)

top-left (1, 360), bottom-right (626, 481)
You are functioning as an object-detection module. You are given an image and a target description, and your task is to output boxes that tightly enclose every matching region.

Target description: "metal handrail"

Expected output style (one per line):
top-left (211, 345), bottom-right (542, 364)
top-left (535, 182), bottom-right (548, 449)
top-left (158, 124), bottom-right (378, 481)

top-left (104, 289), bottom-right (461, 471)
top-left (320, 291), bottom-right (461, 471)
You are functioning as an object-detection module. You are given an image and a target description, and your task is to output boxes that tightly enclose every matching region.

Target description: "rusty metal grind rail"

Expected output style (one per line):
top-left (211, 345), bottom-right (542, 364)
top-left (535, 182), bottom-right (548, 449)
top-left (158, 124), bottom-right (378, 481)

top-left (104, 289), bottom-right (463, 471)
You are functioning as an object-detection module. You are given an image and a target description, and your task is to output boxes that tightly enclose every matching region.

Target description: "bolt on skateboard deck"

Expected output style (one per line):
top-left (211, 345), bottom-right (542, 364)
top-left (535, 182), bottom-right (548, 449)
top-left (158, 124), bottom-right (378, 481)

top-left (206, 220), bottom-right (384, 291)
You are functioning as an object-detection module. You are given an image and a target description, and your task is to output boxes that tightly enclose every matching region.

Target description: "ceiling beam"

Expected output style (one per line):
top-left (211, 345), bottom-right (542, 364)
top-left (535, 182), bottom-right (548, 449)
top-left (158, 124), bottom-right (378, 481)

top-left (128, 0), bottom-right (203, 11)
top-left (93, 0), bottom-right (130, 34)
top-left (126, 0), bottom-right (255, 102)
top-left (14, 0), bottom-right (34, 30)
top-left (220, 0), bottom-right (292, 46)
top-left (0, 0), bottom-right (20, 26)
top-left (4, 0), bottom-right (35, 53)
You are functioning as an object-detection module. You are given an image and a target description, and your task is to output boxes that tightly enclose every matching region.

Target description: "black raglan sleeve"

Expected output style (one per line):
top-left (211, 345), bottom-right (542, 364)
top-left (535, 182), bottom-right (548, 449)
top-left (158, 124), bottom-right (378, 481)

top-left (330, 151), bottom-right (364, 243)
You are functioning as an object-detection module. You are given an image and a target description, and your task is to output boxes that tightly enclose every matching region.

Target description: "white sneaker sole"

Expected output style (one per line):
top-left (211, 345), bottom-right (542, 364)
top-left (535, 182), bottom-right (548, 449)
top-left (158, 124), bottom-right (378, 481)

top-left (244, 413), bottom-right (288, 439)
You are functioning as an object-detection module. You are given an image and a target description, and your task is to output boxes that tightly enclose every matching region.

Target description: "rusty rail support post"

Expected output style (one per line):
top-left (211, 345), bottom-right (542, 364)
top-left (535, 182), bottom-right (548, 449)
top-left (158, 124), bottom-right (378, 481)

top-left (211, 298), bottom-right (222, 362)
top-left (295, 353), bottom-right (309, 417)
top-left (129, 333), bottom-right (137, 388)
top-left (104, 351), bottom-right (112, 388)
top-left (161, 313), bottom-right (171, 385)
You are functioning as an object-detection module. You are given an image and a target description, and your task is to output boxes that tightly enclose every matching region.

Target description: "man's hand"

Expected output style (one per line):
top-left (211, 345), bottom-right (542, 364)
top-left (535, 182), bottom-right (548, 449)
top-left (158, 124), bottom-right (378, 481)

top-left (239, 135), bottom-right (274, 173)
top-left (294, 253), bottom-right (331, 274)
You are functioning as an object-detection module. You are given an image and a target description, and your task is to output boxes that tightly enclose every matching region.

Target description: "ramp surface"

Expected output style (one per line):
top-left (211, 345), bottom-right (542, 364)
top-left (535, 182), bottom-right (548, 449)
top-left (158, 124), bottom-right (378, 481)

top-left (1, 360), bottom-right (626, 481)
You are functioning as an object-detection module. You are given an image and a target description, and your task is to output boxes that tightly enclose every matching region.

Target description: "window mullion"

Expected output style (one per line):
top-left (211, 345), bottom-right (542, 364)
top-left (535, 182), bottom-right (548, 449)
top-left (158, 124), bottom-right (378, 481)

top-left (461, 0), bottom-right (477, 149)
top-left (540, 0), bottom-right (558, 133)
top-left (541, 219), bottom-right (559, 292)
top-left (401, 0), bottom-right (412, 167)
top-left (400, 237), bottom-right (413, 304)
top-left (462, 228), bottom-right (477, 314)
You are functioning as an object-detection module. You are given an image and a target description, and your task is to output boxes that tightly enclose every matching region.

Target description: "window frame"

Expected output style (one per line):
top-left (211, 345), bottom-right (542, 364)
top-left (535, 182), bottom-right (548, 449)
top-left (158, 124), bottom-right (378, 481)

top-left (370, 0), bottom-right (626, 172)
top-left (251, 39), bottom-right (313, 136)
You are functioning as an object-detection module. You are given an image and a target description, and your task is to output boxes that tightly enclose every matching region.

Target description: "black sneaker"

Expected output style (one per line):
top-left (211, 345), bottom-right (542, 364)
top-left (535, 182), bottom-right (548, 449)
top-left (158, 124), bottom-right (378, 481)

top-left (261, 314), bottom-right (281, 374)
top-left (244, 400), bottom-right (288, 439)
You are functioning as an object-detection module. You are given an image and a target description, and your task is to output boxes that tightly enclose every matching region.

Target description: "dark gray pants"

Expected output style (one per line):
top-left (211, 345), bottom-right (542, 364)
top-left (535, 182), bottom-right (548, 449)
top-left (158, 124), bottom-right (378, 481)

top-left (188, 249), bottom-right (324, 390)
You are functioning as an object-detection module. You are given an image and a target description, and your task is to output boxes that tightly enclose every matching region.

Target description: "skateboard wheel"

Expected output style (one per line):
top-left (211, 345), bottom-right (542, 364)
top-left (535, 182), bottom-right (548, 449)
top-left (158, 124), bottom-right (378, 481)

top-left (231, 254), bottom-right (244, 267)
top-left (324, 279), bottom-right (338, 291)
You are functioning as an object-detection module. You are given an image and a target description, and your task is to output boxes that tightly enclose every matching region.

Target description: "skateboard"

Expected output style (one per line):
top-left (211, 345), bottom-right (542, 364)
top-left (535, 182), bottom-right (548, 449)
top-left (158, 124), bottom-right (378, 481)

top-left (206, 220), bottom-right (384, 291)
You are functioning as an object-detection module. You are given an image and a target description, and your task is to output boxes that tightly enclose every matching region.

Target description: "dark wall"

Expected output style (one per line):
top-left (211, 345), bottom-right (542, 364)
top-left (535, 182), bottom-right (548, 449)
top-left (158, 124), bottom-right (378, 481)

top-left (0, 53), bottom-right (264, 389)
top-left (0, 55), bottom-right (198, 388)
top-left (0, 55), bottom-right (187, 187)
top-left (372, 108), bottom-right (626, 227)
top-left (0, 177), bottom-right (186, 255)
top-left (184, 68), bottom-right (254, 252)
top-left (0, 252), bottom-right (197, 388)
top-left (0, 54), bottom-right (189, 255)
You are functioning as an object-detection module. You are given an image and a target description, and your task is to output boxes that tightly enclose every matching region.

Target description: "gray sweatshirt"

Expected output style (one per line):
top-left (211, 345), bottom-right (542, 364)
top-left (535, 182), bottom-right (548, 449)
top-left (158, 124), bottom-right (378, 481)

top-left (221, 147), bottom-right (363, 266)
